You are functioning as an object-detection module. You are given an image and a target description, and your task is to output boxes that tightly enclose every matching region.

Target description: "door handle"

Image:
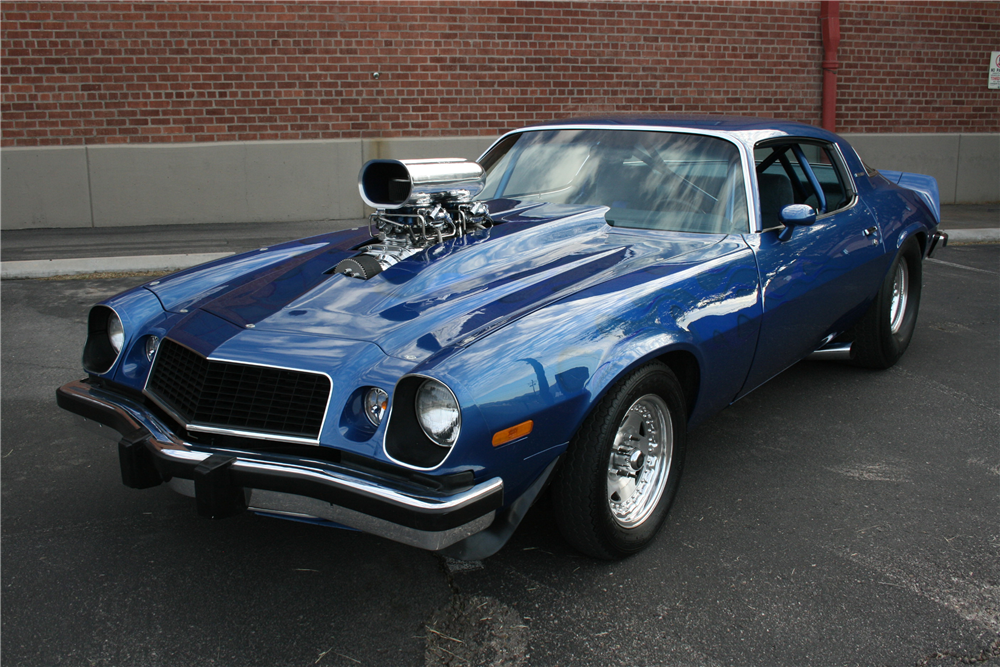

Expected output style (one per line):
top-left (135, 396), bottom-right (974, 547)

top-left (863, 226), bottom-right (878, 237)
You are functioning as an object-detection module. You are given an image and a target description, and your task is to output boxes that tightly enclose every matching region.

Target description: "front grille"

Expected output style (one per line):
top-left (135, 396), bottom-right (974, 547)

top-left (146, 338), bottom-right (331, 440)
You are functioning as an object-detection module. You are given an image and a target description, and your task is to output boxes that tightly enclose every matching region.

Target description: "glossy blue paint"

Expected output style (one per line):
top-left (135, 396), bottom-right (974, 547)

top-left (776, 204), bottom-right (817, 241)
top-left (878, 170), bottom-right (941, 224)
top-left (147, 230), bottom-right (369, 314)
top-left (104, 287), bottom-right (172, 385)
top-left (738, 198), bottom-right (885, 395)
top-left (72, 116), bottom-right (944, 552)
top-left (861, 175), bottom-right (935, 255)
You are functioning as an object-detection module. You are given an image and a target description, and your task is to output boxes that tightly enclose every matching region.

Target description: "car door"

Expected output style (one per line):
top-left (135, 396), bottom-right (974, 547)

top-left (738, 139), bottom-right (886, 397)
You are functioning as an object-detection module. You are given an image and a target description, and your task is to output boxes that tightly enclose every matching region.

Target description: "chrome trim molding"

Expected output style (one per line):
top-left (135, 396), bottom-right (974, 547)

top-left (185, 422), bottom-right (324, 445)
top-left (829, 141), bottom-right (860, 203)
top-left (249, 491), bottom-right (495, 551)
top-left (169, 467), bottom-right (492, 550)
top-left (813, 141), bottom-right (861, 221)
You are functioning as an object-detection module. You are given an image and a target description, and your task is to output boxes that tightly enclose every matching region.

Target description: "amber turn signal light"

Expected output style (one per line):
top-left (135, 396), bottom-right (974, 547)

top-left (492, 420), bottom-right (533, 447)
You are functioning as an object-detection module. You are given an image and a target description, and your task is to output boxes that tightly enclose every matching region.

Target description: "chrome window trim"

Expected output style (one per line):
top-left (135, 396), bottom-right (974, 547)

top-left (142, 337), bottom-right (334, 446)
top-left (750, 136), bottom-right (861, 228)
top-left (806, 141), bottom-right (860, 222)
top-left (825, 141), bottom-right (859, 207)
top-left (479, 124), bottom-right (760, 233)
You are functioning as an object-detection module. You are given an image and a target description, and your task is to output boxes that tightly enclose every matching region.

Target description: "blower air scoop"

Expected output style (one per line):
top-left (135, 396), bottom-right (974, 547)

top-left (359, 158), bottom-right (485, 210)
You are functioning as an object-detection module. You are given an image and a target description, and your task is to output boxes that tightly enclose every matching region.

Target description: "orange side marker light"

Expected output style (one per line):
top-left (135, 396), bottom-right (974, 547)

top-left (492, 420), bottom-right (534, 447)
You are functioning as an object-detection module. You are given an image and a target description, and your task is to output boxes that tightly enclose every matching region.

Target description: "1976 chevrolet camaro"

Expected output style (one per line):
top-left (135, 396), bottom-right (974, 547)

top-left (57, 117), bottom-right (947, 559)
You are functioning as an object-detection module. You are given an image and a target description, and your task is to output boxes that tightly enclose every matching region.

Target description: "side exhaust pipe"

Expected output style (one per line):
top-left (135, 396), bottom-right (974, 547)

top-left (806, 342), bottom-right (854, 362)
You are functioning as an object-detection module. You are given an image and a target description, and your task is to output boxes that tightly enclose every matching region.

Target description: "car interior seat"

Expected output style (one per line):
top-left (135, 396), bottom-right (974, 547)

top-left (758, 172), bottom-right (794, 230)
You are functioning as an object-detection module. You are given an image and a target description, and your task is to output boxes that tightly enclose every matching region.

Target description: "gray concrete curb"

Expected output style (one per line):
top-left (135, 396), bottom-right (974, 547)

top-left (1, 252), bottom-right (233, 280)
top-left (944, 228), bottom-right (1000, 245)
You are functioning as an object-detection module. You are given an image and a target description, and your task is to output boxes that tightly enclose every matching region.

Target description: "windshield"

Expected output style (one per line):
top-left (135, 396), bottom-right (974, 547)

top-left (479, 128), bottom-right (749, 234)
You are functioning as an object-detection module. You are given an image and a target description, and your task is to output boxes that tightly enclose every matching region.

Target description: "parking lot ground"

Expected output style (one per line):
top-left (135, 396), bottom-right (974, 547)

top-left (2, 243), bottom-right (997, 666)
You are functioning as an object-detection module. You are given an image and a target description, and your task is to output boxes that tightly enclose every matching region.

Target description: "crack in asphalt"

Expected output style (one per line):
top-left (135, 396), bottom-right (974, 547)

top-left (423, 558), bottom-right (529, 666)
top-left (916, 637), bottom-right (1000, 666)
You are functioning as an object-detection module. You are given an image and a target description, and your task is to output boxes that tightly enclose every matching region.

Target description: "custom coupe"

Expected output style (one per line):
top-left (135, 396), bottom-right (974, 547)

top-left (57, 117), bottom-right (947, 559)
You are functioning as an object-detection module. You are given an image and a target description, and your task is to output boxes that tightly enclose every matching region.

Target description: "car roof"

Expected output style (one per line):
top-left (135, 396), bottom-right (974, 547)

top-left (517, 115), bottom-right (842, 145)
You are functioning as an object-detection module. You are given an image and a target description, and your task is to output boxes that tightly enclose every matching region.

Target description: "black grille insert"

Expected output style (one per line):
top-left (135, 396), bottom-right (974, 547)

top-left (146, 338), bottom-right (331, 440)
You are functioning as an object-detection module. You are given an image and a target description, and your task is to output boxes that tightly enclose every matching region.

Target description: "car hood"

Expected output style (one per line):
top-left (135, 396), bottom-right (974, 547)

top-left (147, 202), bottom-right (724, 362)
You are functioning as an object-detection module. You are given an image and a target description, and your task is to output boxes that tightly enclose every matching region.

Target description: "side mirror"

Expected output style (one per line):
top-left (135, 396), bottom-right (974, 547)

top-left (777, 204), bottom-right (817, 241)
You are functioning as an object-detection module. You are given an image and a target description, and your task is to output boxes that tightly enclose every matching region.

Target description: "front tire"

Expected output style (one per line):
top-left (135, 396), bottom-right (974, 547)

top-left (551, 362), bottom-right (686, 559)
top-left (852, 237), bottom-right (923, 369)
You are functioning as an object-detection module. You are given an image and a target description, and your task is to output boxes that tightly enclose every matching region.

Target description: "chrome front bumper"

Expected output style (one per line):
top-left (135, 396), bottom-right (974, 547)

top-left (56, 379), bottom-right (503, 551)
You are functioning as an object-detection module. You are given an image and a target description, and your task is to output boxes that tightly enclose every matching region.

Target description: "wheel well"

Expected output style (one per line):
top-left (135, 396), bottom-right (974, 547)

top-left (656, 350), bottom-right (699, 419)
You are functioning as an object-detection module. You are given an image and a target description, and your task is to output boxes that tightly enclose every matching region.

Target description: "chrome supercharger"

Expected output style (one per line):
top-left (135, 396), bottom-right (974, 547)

top-left (334, 158), bottom-right (494, 280)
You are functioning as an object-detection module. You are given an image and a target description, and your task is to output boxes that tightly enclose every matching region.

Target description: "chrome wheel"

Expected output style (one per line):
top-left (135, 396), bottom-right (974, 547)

top-left (606, 394), bottom-right (673, 528)
top-left (889, 259), bottom-right (910, 335)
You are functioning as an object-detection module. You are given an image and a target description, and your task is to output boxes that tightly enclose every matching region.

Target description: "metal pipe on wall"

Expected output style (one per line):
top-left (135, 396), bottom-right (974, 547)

top-left (820, 1), bottom-right (841, 132)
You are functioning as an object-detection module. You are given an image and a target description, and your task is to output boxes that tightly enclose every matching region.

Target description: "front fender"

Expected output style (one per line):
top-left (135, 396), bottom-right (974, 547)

top-left (85, 286), bottom-right (167, 384)
top-left (428, 239), bottom-right (761, 501)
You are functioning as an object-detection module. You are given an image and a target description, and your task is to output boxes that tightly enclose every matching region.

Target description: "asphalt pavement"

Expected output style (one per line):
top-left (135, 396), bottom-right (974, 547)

top-left (1, 204), bottom-right (997, 279)
top-left (1, 218), bottom-right (998, 664)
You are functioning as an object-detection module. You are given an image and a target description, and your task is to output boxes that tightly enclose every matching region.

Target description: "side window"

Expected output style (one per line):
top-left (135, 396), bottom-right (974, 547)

top-left (754, 140), bottom-right (855, 229)
top-left (801, 144), bottom-right (851, 212)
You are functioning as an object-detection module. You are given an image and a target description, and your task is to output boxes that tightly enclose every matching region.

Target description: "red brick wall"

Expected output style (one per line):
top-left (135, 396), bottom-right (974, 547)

top-left (2, 1), bottom-right (997, 147)
top-left (838, 2), bottom-right (998, 131)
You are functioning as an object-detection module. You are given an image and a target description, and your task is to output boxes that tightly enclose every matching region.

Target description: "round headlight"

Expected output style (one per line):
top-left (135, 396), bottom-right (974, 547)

top-left (364, 387), bottom-right (388, 427)
top-left (107, 312), bottom-right (125, 354)
top-left (415, 379), bottom-right (461, 447)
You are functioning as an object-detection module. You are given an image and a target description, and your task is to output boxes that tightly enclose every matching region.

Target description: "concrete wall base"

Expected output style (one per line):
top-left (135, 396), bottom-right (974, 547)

top-left (841, 133), bottom-right (1000, 205)
top-left (3, 133), bottom-right (997, 230)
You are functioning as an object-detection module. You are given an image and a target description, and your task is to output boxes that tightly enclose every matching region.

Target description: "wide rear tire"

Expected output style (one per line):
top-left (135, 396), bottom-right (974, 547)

top-left (551, 362), bottom-right (686, 559)
top-left (852, 237), bottom-right (923, 369)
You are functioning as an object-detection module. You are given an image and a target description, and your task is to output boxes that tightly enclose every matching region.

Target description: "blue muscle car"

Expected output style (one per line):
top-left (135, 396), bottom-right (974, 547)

top-left (57, 117), bottom-right (947, 559)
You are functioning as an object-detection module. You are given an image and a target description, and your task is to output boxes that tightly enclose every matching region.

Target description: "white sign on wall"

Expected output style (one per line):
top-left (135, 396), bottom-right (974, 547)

top-left (990, 51), bottom-right (1000, 90)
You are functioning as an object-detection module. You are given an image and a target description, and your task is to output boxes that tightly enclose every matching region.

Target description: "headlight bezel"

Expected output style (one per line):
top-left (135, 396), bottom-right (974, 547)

top-left (383, 374), bottom-right (463, 471)
top-left (82, 305), bottom-right (126, 375)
